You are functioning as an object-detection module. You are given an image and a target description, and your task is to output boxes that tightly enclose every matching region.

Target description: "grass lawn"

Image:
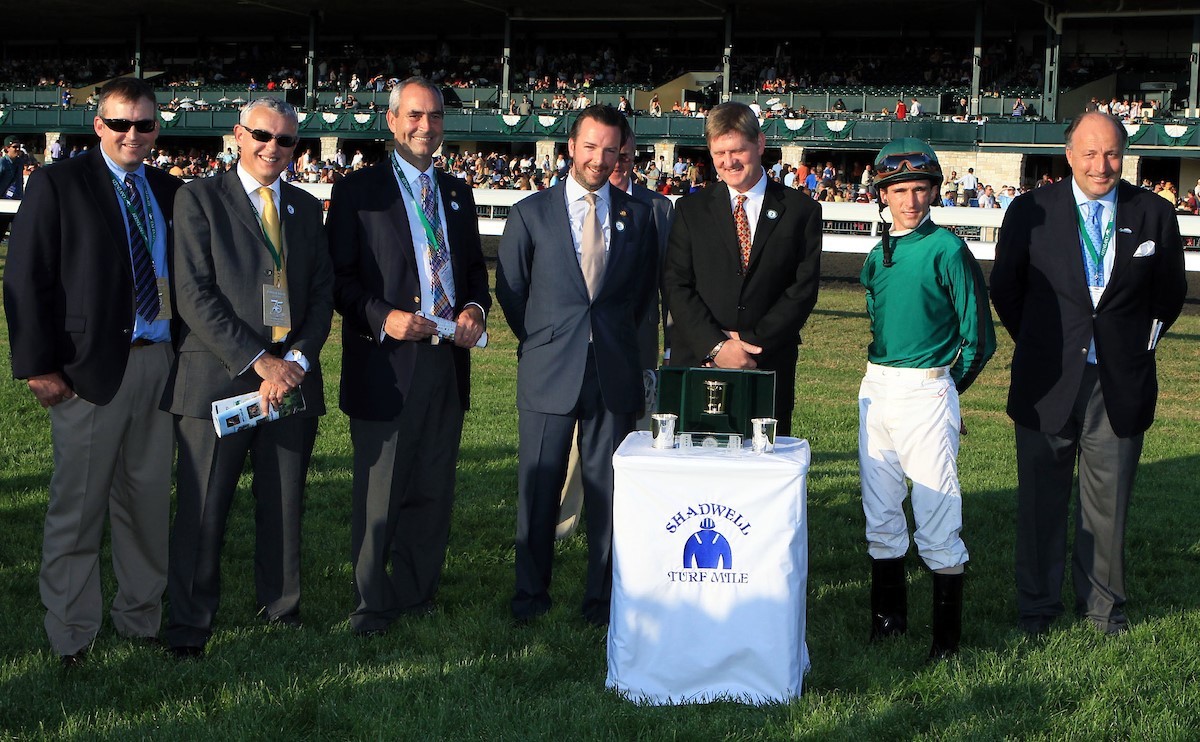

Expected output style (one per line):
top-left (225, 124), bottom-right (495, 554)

top-left (2, 267), bottom-right (1199, 739)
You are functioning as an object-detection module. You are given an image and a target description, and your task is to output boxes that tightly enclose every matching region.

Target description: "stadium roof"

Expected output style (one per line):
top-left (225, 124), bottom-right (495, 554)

top-left (8, 1), bottom-right (1196, 47)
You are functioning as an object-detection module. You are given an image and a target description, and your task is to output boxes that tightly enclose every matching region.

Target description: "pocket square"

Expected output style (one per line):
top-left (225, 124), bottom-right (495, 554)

top-left (1133, 240), bottom-right (1155, 258)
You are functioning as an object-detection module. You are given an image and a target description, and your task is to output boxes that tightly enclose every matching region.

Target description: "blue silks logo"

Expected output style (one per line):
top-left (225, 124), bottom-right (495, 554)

top-left (683, 518), bottom-right (732, 569)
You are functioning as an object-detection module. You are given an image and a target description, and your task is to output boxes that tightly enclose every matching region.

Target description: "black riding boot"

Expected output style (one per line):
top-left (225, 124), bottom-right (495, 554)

top-left (928, 571), bottom-right (964, 661)
top-left (869, 557), bottom-right (908, 641)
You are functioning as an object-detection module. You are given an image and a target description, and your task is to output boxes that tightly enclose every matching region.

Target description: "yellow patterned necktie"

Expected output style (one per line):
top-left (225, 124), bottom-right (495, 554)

top-left (257, 186), bottom-right (289, 342)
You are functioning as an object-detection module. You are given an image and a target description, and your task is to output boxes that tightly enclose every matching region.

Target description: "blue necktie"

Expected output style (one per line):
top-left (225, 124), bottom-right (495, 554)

top-left (1082, 200), bottom-right (1105, 286)
top-left (419, 173), bottom-right (454, 320)
top-left (125, 174), bottom-right (160, 323)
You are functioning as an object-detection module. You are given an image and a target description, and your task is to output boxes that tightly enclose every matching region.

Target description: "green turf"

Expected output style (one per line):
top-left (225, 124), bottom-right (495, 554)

top-left (2, 270), bottom-right (1199, 740)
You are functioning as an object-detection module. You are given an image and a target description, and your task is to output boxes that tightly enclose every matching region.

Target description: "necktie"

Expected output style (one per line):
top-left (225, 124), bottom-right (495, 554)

top-left (1082, 200), bottom-right (1104, 286)
top-left (257, 186), bottom-right (289, 341)
top-left (420, 173), bottom-right (455, 320)
top-left (125, 173), bottom-right (160, 323)
top-left (581, 192), bottom-right (606, 299)
top-left (734, 194), bottom-right (752, 270)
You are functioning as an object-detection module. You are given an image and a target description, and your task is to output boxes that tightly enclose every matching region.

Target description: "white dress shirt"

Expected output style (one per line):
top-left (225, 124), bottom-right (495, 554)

top-left (565, 174), bottom-right (612, 262)
top-left (1071, 179), bottom-right (1118, 364)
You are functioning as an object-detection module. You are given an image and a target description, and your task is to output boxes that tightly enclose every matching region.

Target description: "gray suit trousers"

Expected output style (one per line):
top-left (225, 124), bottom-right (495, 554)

top-left (1014, 364), bottom-right (1143, 634)
top-left (41, 342), bottom-right (173, 656)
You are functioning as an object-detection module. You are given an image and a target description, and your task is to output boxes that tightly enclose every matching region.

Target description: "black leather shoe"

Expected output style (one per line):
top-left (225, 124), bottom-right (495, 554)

top-left (267, 614), bottom-right (303, 629)
top-left (1019, 616), bottom-right (1053, 636)
top-left (59, 650), bottom-right (87, 668)
top-left (352, 626), bottom-right (389, 638)
top-left (170, 645), bottom-right (204, 660)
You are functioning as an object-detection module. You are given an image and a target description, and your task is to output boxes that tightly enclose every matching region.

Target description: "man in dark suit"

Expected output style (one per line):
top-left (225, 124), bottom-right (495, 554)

top-left (163, 98), bottom-right (334, 657)
top-left (991, 112), bottom-right (1186, 636)
top-left (557, 123), bottom-right (675, 536)
top-left (663, 102), bottom-right (823, 436)
top-left (326, 77), bottom-right (490, 636)
top-left (3, 77), bottom-right (181, 666)
top-left (497, 104), bottom-right (656, 625)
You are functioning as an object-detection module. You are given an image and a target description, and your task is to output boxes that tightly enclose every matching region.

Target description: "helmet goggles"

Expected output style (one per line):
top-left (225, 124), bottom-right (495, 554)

top-left (875, 151), bottom-right (939, 181)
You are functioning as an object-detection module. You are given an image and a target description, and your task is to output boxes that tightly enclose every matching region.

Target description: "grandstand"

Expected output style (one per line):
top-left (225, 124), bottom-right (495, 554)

top-left (2, 0), bottom-right (1199, 192)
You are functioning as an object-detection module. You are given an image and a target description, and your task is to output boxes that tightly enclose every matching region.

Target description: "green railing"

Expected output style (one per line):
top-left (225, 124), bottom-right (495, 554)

top-left (2, 106), bottom-right (1197, 149)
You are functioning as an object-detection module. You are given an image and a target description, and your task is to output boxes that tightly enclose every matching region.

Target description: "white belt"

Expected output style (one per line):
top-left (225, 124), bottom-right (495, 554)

top-left (865, 362), bottom-right (950, 380)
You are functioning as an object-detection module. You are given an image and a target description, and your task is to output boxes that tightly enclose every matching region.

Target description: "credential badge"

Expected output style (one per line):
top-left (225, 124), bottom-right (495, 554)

top-left (615, 221), bottom-right (626, 232)
top-left (451, 201), bottom-right (461, 211)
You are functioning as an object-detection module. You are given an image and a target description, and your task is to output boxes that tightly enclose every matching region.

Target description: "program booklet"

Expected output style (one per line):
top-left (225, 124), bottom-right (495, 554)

top-left (211, 386), bottom-right (306, 437)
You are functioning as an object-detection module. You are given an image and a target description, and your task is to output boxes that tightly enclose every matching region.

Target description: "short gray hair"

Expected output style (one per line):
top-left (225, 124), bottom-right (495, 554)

top-left (239, 97), bottom-right (298, 127)
top-left (388, 77), bottom-right (444, 115)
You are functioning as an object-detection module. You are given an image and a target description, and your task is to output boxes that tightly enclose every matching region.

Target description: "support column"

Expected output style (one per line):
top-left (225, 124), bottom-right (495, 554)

top-left (779, 144), bottom-right (806, 170)
top-left (970, 0), bottom-right (983, 116)
top-left (1043, 24), bottom-right (1061, 121)
top-left (721, 11), bottom-right (733, 104)
top-left (306, 11), bottom-right (318, 111)
top-left (501, 17), bottom-right (512, 114)
top-left (44, 132), bottom-right (62, 163)
top-left (1125, 154), bottom-right (1142, 185)
top-left (319, 135), bottom-right (339, 163)
top-left (1189, 16), bottom-right (1199, 117)
top-left (655, 142), bottom-right (676, 174)
top-left (535, 140), bottom-right (558, 169)
top-left (134, 16), bottom-right (144, 79)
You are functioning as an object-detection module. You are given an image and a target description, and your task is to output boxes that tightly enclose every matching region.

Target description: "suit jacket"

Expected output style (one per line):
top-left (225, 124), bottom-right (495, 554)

top-left (629, 184), bottom-right (675, 369)
top-left (991, 179), bottom-right (1186, 438)
top-left (496, 181), bottom-right (656, 416)
top-left (662, 178), bottom-right (822, 409)
top-left (163, 169), bottom-right (334, 419)
top-left (327, 162), bottom-right (491, 420)
top-left (4, 149), bottom-right (182, 405)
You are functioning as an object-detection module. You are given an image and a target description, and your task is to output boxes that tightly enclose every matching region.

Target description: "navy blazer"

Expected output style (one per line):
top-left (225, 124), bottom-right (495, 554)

top-left (991, 179), bottom-right (1186, 437)
top-left (4, 149), bottom-right (182, 405)
top-left (328, 163), bottom-right (491, 420)
top-left (496, 181), bottom-right (656, 416)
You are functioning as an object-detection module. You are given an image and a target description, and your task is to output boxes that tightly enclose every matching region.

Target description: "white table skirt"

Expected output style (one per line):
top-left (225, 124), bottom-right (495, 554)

top-left (606, 430), bottom-right (811, 705)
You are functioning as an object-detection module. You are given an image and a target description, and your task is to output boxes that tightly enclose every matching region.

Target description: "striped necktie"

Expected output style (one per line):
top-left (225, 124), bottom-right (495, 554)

top-left (125, 173), bottom-right (160, 323)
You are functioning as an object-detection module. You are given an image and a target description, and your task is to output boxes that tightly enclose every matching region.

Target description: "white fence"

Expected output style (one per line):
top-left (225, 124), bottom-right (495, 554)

top-left (5, 184), bottom-right (1199, 271)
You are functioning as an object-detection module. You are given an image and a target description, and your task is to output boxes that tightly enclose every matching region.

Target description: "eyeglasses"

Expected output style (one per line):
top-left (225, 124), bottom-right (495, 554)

top-left (102, 118), bottom-right (157, 134)
top-left (244, 127), bottom-right (299, 148)
top-left (875, 152), bottom-right (937, 179)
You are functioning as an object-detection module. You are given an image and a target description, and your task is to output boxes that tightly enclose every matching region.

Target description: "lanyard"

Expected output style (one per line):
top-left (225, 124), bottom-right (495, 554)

top-left (390, 154), bottom-right (443, 253)
top-left (248, 198), bottom-right (283, 272)
top-left (1076, 204), bottom-right (1115, 272)
top-left (110, 174), bottom-right (156, 255)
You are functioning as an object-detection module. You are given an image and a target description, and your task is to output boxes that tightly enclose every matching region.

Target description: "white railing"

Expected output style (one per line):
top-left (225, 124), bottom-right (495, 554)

top-left (5, 185), bottom-right (1199, 271)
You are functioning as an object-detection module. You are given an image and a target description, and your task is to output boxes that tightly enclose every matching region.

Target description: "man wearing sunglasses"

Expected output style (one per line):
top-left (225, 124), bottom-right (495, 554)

top-left (162, 97), bottom-right (334, 658)
top-left (858, 138), bottom-right (995, 662)
top-left (3, 77), bottom-right (182, 667)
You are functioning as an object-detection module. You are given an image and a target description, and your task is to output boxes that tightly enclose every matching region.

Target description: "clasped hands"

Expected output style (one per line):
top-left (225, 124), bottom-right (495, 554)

top-left (383, 305), bottom-right (484, 349)
top-left (255, 354), bottom-right (305, 411)
top-left (706, 331), bottom-right (763, 369)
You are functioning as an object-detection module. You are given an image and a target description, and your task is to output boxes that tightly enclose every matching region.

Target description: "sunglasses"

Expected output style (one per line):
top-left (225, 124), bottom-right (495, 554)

top-left (102, 118), bottom-right (157, 134)
top-left (875, 152), bottom-right (937, 179)
top-left (244, 127), bottom-right (299, 148)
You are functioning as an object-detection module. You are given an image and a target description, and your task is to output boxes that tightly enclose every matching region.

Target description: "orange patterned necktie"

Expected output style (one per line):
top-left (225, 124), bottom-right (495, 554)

top-left (734, 194), bottom-right (752, 270)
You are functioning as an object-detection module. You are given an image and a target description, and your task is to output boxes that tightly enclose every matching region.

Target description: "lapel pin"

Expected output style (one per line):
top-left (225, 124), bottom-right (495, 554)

top-left (286, 204), bottom-right (295, 215)
top-left (619, 209), bottom-right (628, 218)
top-left (451, 201), bottom-right (461, 211)
top-left (766, 209), bottom-right (779, 220)
top-left (615, 221), bottom-right (626, 232)
top-left (450, 190), bottom-right (457, 197)
top-left (1118, 227), bottom-right (1132, 234)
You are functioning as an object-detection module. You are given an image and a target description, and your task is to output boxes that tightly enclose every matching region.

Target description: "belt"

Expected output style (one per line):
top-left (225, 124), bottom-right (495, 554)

top-left (865, 362), bottom-right (949, 380)
top-left (131, 338), bottom-right (162, 348)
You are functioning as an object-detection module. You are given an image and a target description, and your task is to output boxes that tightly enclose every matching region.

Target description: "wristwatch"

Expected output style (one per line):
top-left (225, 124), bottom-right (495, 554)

top-left (704, 340), bottom-right (726, 365)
